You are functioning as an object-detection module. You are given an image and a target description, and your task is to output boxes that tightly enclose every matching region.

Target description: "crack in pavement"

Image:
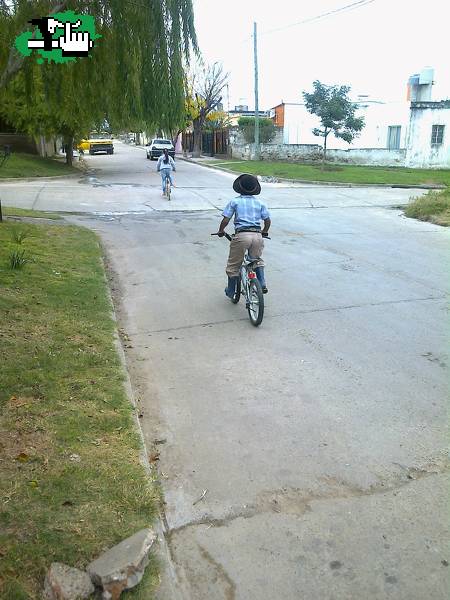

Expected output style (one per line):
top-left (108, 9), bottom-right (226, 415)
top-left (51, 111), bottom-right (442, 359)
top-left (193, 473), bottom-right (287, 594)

top-left (31, 183), bottom-right (47, 210)
top-left (165, 454), bottom-right (450, 538)
top-left (296, 231), bottom-right (450, 295)
top-left (267, 204), bottom-right (409, 210)
top-left (125, 294), bottom-right (447, 336)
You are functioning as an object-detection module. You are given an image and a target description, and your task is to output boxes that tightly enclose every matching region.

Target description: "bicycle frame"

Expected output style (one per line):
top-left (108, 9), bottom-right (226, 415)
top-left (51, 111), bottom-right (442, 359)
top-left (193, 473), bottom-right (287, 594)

top-left (240, 257), bottom-right (258, 305)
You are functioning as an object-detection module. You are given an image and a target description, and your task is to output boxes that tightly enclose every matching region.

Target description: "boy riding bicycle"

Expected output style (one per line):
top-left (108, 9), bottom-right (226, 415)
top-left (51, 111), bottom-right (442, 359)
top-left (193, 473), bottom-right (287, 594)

top-left (216, 174), bottom-right (271, 298)
top-left (156, 148), bottom-right (176, 196)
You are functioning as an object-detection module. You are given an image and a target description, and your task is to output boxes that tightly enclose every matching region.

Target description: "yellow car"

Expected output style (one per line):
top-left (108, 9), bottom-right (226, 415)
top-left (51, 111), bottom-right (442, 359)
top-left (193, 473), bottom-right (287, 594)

top-left (77, 138), bottom-right (90, 152)
top-left (77, 133), bottom-right (114, 155)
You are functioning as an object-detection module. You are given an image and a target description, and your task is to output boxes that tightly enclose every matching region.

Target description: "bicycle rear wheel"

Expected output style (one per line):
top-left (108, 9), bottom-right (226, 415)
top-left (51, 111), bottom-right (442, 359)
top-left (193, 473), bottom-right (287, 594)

top-left (247, 279), bottom-right (264, 326)
top-left (165, 177), bottom-right (171, 200)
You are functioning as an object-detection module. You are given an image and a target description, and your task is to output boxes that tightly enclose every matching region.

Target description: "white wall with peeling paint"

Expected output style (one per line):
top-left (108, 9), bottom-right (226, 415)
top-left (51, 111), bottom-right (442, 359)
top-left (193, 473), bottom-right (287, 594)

top-left (406, 104), bottom-right (450, 168)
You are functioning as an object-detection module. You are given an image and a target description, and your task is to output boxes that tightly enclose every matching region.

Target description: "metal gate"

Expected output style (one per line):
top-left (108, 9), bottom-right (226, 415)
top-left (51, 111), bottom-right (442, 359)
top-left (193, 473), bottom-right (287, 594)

top-left (182, 129), bottom-right (229, 156)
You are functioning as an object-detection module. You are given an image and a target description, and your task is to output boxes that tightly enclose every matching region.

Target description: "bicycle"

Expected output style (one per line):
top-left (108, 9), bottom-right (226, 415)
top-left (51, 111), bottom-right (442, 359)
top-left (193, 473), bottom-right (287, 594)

top-left (212, 232), bottom-right (269, 327)
top-left (162, 170), bottom-right (172, 201)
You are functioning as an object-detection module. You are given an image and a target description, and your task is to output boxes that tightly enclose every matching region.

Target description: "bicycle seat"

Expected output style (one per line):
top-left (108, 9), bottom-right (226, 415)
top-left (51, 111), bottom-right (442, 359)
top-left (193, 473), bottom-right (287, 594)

top-left (244, 255), bottom-right (260, 266)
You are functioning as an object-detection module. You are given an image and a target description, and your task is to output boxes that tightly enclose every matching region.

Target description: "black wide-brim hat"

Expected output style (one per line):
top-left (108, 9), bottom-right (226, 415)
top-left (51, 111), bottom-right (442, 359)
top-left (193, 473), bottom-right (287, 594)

top-left (233, 173), bottom-right (261, 196)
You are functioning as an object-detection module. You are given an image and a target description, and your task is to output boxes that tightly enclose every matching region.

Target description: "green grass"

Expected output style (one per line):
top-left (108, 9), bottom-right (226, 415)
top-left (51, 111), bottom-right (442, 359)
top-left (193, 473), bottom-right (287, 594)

top-left (404, 188), bottom-right (450, 226)
top-left (0, 220), bottom-right (159, 598)
top-left (0, 153), bottom-right (78, 178)
top-left (2, 206), bottom-right (62, 220)
top-left (209, 158), bottom-right (450, 186)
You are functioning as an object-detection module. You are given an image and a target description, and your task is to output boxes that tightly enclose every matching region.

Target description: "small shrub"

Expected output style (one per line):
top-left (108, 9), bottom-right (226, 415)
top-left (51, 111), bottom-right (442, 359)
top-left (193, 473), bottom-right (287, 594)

top-left (10, 227), bottom-right (29, 244)
top-left (8, 249), bottom-right (28, 270)
top-left (404, 189), bottom-right (450, 226)
top-left (238, 116), bottom-right (276, 144)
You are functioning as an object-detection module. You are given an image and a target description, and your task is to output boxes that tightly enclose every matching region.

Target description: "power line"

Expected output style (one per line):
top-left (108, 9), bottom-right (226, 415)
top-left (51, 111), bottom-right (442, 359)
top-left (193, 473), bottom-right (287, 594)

top-left (260, 0), bottom-right (376, 36)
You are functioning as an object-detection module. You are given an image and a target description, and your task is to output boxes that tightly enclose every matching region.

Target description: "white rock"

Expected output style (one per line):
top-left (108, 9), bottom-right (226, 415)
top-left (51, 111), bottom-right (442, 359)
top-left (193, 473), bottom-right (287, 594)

top-left (43, 563), bottom-right (95, 600)
top-left (87, 528), bottom-right (156, 599)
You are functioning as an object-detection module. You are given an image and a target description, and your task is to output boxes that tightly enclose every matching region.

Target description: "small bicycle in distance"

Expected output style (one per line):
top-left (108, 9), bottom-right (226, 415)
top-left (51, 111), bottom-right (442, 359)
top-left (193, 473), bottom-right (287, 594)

top-left (212, 232), bottom-right (270, 327)
top-left (162, 171), bottom-right (172, 200)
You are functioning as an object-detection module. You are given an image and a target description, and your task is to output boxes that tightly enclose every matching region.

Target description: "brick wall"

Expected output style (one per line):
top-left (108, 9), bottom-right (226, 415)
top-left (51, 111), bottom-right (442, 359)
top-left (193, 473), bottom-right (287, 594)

top-left (230, 143), bottom-right (408, 166)
top-left (231, 143), bottom-right (322, 161)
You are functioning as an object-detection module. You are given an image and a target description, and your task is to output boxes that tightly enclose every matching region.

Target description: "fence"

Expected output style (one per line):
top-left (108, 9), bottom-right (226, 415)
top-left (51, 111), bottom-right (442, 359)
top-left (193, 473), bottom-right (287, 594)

top-left (182, 129), bottom-right (229, 156)
top-left (0, 133), bottom-right (37, 154)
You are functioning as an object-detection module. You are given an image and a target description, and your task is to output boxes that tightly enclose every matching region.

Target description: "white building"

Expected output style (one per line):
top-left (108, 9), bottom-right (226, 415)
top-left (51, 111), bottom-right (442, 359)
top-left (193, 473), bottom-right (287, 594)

top-left (268, 68), bottom-right (450, 168)
top-left (406, 101), bottom-right (450, 168)
top-left (272, 99), bottom-right (411, 150)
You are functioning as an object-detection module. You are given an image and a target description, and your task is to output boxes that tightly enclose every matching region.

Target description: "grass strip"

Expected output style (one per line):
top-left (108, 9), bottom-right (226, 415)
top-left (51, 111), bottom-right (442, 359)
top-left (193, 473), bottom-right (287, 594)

top-left (404, 188), bottom-right (450, 226)
top-left (0, 218), bottom-right (158, 599)
top-left (1, 207), bottom-right (62, 220)
top-left (208, 158), bottom-right (450, 186)
top-left (0, 153), bottom-right (78, 178)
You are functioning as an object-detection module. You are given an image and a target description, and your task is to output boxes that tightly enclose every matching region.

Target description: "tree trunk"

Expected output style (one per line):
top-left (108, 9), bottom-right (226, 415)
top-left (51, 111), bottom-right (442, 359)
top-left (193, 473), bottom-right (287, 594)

top-left (321, 130), bottom-right (328, 171)
top-left (192, 119), bottom-right (202, 158)
top-left (64, 134), bottom-right (74, 166)
top-left (211, 130), bottom-right (216, 157)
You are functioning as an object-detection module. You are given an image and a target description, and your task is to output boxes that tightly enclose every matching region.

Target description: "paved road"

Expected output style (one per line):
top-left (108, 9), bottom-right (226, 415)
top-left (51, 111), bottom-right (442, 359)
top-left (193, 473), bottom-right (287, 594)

top-left (4, 144), bottom-right (449, 599)
top-left (0, 141), bottom-right (425, 213)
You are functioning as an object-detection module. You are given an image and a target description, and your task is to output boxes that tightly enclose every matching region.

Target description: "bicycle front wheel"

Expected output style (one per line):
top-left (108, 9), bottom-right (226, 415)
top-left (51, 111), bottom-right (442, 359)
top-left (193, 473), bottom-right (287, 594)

top-left (247, 279), bottom-right (264, 326)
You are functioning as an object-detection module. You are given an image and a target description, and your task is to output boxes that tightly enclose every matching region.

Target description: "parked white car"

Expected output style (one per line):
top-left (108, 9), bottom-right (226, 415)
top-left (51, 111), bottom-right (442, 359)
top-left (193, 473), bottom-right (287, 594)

top-left (146, 138), bottom-right (175, 160)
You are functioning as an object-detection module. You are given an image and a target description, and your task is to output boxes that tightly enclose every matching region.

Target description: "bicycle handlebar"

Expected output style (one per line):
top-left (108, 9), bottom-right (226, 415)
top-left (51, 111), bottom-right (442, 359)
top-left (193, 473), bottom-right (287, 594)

top-left (211, 232), bottom-right (232, 241)
top-left (211, 232), bottom-right (271, 241)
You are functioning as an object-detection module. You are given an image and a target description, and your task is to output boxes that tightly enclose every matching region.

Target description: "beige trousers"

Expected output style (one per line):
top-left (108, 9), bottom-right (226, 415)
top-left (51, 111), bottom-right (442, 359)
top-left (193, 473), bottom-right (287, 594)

top-left (226, 231), bottom-right (265, 277)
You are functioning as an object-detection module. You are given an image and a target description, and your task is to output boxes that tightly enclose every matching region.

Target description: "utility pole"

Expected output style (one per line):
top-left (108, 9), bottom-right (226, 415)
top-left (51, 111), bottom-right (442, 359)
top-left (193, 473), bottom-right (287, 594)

top-left (253, 21), bottom-right (260, 160)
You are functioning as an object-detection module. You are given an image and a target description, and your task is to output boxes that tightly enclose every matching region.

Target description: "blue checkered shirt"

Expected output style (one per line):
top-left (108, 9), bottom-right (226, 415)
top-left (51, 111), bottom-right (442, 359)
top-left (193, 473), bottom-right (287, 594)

top-left (222, 196), bottom-right (270, 231)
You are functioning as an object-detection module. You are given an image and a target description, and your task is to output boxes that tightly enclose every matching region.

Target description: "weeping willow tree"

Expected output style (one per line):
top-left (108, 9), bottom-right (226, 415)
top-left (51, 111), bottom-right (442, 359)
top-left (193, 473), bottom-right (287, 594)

top-left (0, 0), bottom-right (197, 164)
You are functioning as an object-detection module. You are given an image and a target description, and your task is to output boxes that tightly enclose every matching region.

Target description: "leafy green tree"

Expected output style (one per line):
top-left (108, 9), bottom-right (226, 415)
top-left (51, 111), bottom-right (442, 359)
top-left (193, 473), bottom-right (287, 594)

top-left (238, 116), bottom-right (276, 144)
top-left (303, 80), bottom-right (364, 166)
top-left (0, 0), bottom-right (197, 164)
top-left (205, 109), bottom-right (230, 131)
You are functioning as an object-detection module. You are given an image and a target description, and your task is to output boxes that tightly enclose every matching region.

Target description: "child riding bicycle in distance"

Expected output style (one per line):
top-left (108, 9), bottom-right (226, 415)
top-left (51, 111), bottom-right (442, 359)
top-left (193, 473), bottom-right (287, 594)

top-left (156, 148), bottom-right (176, 196)
top-left (216, 173), bottom-right (271, 297)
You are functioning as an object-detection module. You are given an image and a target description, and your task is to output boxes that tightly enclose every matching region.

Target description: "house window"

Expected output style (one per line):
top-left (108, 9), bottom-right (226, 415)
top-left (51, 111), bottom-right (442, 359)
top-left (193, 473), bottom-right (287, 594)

top-left (431, 124), bottom-right (445, 145)
top-left (387, 126), bottom-right (401, 150)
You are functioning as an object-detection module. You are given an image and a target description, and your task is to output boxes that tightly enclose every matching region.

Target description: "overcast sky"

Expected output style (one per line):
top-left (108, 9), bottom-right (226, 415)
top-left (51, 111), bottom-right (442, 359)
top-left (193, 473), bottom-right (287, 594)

top-left (193, 0), bottom-right (450, 110)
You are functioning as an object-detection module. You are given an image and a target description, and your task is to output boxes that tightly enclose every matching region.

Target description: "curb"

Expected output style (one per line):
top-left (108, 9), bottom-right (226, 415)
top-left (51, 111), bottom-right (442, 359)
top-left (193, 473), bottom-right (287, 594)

top-left (100, 252), bottom-right (183, 600)
top-left (0, 172), bottom-right (83, 183)
top-left (178, 157), bottom-right (446, 190)
top-left (177, 155), bottom-right (236, 176)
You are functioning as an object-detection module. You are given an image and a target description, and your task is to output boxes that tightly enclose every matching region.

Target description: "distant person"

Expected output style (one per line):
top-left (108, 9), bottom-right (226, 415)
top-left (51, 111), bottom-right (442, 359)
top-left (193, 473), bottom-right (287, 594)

top-left (216, 174), bottom-right (271, 296)
top-left (156, 148), bottom-right (176, 196)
